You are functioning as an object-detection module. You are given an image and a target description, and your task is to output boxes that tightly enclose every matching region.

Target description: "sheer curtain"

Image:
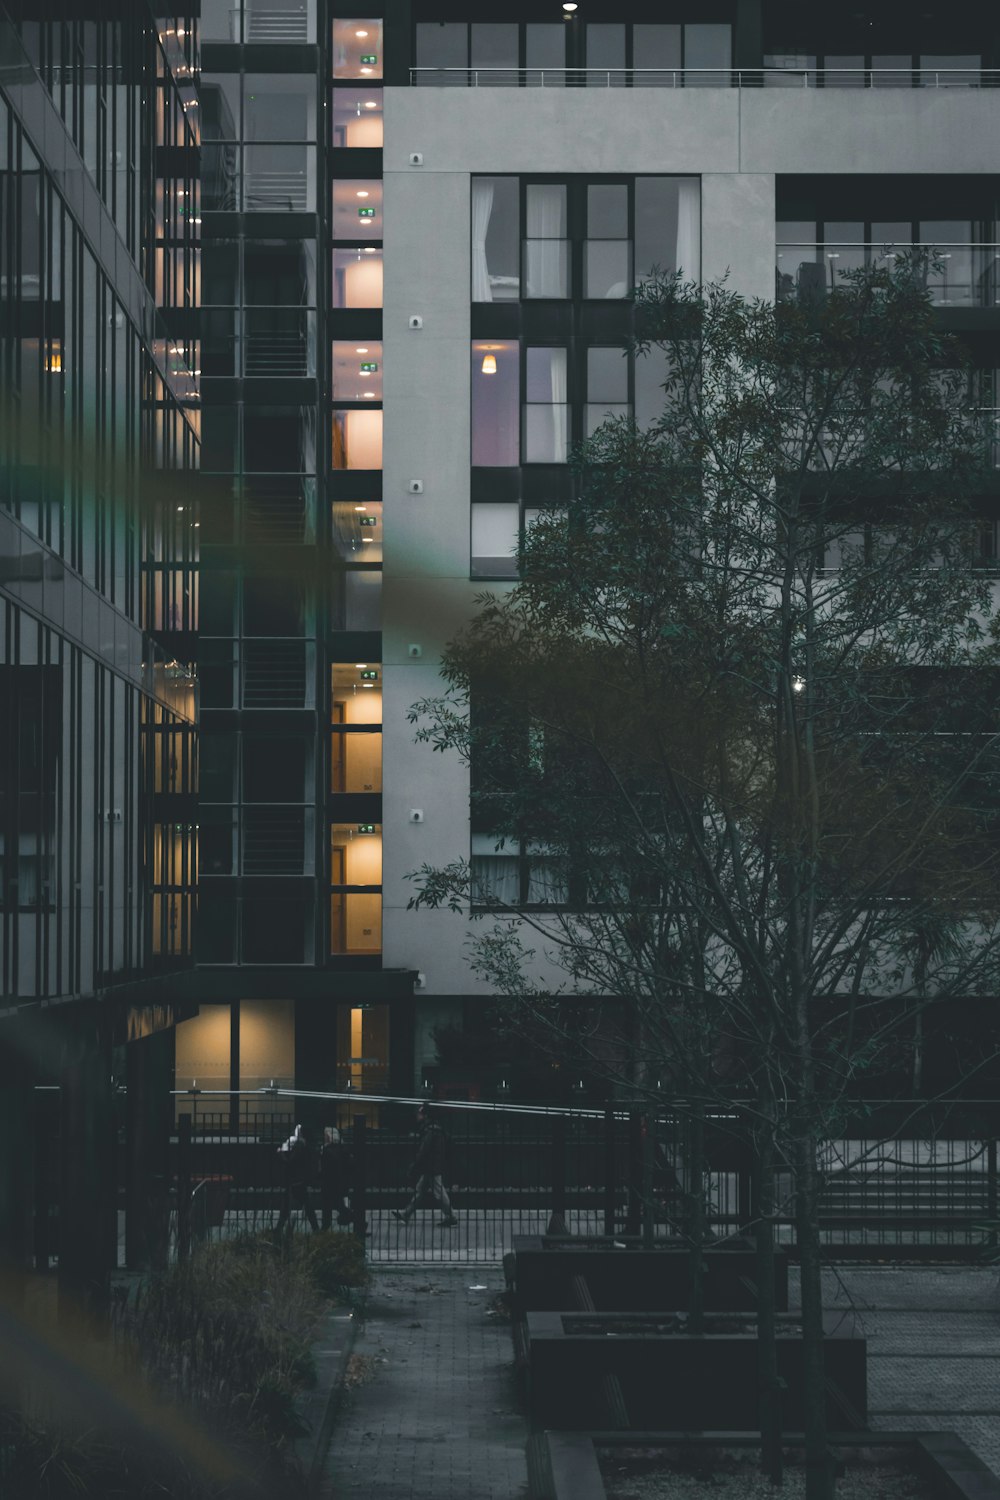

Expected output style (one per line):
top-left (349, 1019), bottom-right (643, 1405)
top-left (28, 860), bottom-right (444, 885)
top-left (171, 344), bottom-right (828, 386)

top-left (675, 179), bottom-right (701, 280)
top-left (526, 185), bottom-right (566, 297)
top-left (471, 178), bottom-right (495, 302)
top-left (472, 855), bottom-right (521, 904)
top-left (549, 348), bottom-right (567, 461)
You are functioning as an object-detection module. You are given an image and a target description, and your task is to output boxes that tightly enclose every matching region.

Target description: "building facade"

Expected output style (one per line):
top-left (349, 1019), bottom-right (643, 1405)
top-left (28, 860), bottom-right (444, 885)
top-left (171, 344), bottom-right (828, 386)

top-left (0, 2), bottom-right (199, 1304)
top-left (4, 0), bottom-right (1000, 1291)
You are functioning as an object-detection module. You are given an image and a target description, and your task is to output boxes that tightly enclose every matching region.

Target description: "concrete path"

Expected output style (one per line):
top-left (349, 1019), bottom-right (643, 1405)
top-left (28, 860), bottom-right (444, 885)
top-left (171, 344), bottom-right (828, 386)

top-left (815, 1265), bottom-right (1000, 1475)
top-left (317, 1266), bottom-right (529, 1500)
top-left (318, 1261), bottom-right (1000, 1500)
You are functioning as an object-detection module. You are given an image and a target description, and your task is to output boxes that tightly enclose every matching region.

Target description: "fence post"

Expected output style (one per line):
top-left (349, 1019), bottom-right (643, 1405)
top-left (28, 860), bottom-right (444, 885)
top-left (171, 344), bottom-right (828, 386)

top-left (352, 1115), bottom-right (367, 1239)
top-left (626, 1110), bottom-right (642, 1235)
top-left (177, 1113), bottom-right (192, 1264)
top-left (546, 1114), bottom-right (568, 1235)
top-left (989, 1136), bottom-right (998, 1253)
top-left (603, 1108), bottom-right (616, 1236)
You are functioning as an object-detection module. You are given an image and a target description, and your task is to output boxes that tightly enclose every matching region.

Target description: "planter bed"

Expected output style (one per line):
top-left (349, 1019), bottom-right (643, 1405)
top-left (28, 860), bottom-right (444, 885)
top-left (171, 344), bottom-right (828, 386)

top-left (525, 1311), bottom-right (866, 1432)
top-left (529, 1433), bottom-right (1000, 1500)
top-left (511, 1235), bottom-right (789, 1314)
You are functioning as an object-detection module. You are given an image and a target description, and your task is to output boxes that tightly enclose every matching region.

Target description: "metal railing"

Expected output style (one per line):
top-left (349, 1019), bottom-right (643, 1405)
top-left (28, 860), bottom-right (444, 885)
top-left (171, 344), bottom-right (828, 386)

top-left (153, 1091), bottom-right (1000, 1263)
top-left (410, 66), bottom-right (1000, 89)
top-left (777, 242), bottom-right (1000, 308)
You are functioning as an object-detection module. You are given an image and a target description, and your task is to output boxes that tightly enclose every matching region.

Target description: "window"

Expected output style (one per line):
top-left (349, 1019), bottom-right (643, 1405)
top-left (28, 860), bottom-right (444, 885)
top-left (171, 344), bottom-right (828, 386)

top-left (586, 347), bottom-right (629, 436)
top-left (332, 246), bottom-right (383, 307)
top-left (524, 348), bottom-right (568, 462)
top-left (472, 341), bottom-right (519, 466)
top-left (330, 823), bottom-right (382, 954)
top-left (472, 177), bottom-right (519, 302)
top-left (332, 340), bottom-right (382, 400)
top-left (332, 180), bottom-right (382, 239)
top-left (586, 185), bottom-right (630, 298)
top-left (471, 503), bottom-right (520, 578)
top-left (524, 184), bottom-right (569, 298)
top-left (470, 835), bottom-right (568, 907)
top-left (333, 19), bottom-right (383, 80)
top-left (332, 409), bottom-right (382, 469)
top-left (473, 176), bottom-right (701, 302)
top-left (332, 87), bottom-right (383, 148)
top-left (777, 215), bottom-right (998, 309)
top-left (331, 662), bottom-right (382, 792)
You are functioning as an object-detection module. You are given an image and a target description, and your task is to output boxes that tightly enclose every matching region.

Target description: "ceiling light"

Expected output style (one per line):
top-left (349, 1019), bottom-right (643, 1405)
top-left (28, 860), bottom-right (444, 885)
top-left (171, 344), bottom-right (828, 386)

top-left (356, 29), bottom-right (369, 37)
top-left (481, 353), bottom-right (497, 374)
top-left (359, 369), bottom-right (371, 376)
top-left (356, 190), bottom-right (369, 198)
top-left (363, 391), bottom-right (376, 397)
top-left (360, 66), bottom-right (373, 74)
top-left (356, 663), bottom-right (368, 669)
top-left (354, 505), bottom-right (367, 512)
top-left (364, 100), bottom-right (378, 108)
top-left (792, 676), bottom-right (806, 693)
top-left (562, 2), bottom-right (578, 10)
top-left (362, 536), bottom-right (375, 542)
top-left (356, 346), bottom-right (369, 353)
top-left (362, 682), bottom-right (375, 688)
top-left (363, 246), bottom-right (376, 253)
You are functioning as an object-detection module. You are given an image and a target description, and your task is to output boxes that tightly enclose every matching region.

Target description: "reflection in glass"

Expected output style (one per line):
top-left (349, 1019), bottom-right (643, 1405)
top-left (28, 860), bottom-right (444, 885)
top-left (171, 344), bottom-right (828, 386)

top-left (526, 24), bottom-right (565, 82)
top-left (471, 23), bottom-right (518, 83)
top-left (331, 503), bottom-right (382, 563)
top-left (332, 87), bottom-right (383, 147)
top-left (586, 346), bottom-right (629, 436)
top-left (586, 184), bottom-right (630, 298)
top-left (685, 23), bottom-right (731, 79)
top-left (471, 503), bottom-right (520, 577)
top-left (633, 25), bottom-right (680, 78)
top-left (244, 144), bottom-right (314, 212)
top-left (586, 24), bottom-right (625, 83)
top-left (415, 21), bottom-right (467, 82)
top-left (332, 246), bottom-right (383, 307)
top-left (244, 75), bottom-right (316, 141)
top-left (472, 341), bottom-right (519, 466)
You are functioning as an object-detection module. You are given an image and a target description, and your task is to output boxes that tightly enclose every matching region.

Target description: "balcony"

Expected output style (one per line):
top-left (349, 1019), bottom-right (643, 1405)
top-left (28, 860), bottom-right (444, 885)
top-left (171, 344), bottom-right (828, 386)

top-left (777, 244), bottom-right (1000, 310)
top-left (409, 66), bottom-right (1000, 89)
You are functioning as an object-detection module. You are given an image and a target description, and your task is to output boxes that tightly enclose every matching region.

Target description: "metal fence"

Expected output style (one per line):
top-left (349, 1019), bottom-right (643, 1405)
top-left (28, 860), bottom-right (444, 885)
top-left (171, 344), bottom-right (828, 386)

top-left (410, 67), bottom-right (1000, 89)
top-left (28, 1089), bottom-right (1000, 1267)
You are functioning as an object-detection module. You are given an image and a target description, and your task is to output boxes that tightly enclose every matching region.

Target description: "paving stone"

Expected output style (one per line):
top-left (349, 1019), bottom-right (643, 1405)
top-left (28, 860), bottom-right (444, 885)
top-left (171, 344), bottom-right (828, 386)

top-left (317, 1267), bottom-right (528, 1500)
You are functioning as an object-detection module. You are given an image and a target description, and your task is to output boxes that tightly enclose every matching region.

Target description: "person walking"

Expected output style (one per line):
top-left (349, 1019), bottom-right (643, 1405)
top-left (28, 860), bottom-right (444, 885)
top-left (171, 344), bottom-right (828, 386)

top-left (321, 1124), bottom-right (352, 1228)
top-left (275, 1123), bottom-right (320, 1232)
top-left (393, 1105), bottom-right (457, 1226)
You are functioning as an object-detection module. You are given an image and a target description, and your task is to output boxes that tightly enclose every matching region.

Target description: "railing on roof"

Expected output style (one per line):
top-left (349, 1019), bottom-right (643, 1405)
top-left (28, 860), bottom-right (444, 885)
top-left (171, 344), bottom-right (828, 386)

top-left (409, 66), bottom-right (1000, 89)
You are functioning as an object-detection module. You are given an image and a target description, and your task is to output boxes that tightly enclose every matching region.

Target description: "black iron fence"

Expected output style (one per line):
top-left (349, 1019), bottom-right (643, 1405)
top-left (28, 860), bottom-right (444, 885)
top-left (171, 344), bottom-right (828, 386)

top-left (27, 1089), bottom-right (1000, 1267)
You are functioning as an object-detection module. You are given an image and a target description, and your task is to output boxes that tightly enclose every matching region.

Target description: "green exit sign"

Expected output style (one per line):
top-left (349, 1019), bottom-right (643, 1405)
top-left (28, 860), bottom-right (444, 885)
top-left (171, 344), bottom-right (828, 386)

top-left (359, 516), bottom-right (377, 528)
top-left (360, 669), bottom-right (379, 680)
top-left (357, 823), bottom-right (375, 834)
top-left (358, 206), bottom-right (375, 218)
top-left (360, 53), bottom-right (377, 64)
top-left (359, 361), bottom-right (378, 373)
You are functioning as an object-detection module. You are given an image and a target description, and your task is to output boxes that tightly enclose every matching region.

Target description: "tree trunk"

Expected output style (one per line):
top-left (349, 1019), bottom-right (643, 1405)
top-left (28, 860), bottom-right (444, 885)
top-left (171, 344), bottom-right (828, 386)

top-left (686, 1099), bottom-right (706, 1334)
top-left (755, 1101), bottom-right (783, 1484)
top-left (794, 1123), bottom-right (835, 1500)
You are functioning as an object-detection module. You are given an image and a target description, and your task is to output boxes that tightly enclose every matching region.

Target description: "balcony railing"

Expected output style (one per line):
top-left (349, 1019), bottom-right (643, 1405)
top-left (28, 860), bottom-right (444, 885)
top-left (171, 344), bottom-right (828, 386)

top-left (777, 244), bottom-right (1000, 309)
top-left (410, 66), bottom-right (1000, 89)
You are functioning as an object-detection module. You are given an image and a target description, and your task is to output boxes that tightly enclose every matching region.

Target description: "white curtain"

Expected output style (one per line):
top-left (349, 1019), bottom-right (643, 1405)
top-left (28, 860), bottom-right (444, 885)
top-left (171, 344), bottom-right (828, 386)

top-left (471, 178), bottom-right (495, 302)
top-left (675, 178), bottom-right (701, 280)
top-left (472, 856), bottom-right (520, 905)
top-left (549, 348), bottom-right (567, 461)
top-left (525, 185), bottom-right (566, 297)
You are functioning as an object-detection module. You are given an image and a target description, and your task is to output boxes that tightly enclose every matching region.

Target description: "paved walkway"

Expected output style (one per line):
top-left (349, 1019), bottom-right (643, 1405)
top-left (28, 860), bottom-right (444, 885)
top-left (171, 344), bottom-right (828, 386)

top-left (318, 1266), bottom-right (529, 1500)
top-left (816, 1265), bottom-right (1000, 1474)
top-left (318, 1262), bottom-right (1000, 1500)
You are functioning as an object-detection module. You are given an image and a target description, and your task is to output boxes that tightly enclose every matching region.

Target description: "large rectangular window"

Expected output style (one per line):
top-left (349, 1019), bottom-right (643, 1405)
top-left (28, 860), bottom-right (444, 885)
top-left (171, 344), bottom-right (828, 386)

top-left (473, 176), bottom-right (701, 302)
top-left (472, 341), bottom-right (519, 466)
top-left (524, 347), bottom-right (568, 463)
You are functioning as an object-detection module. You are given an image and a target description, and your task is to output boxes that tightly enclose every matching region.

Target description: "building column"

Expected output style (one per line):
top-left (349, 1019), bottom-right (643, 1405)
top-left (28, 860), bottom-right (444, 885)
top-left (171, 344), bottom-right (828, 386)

top-left (0, 1024), bottom-right (35, 1277)
top-left (124, 1029), bottom-right (172, 1271)
top-left (58, 1019), bottom-right (115, 1324)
